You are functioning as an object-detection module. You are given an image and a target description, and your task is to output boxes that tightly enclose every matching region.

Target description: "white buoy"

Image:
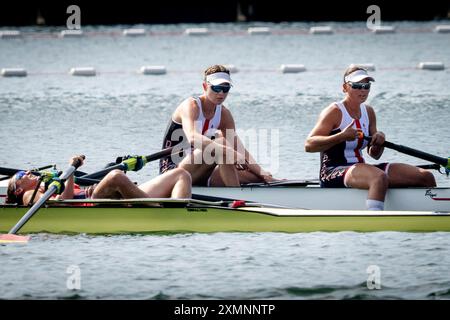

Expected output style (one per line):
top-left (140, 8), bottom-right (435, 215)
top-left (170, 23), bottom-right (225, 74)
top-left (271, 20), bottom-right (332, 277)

top-left (69, 67), bottom-right (96, 76)
top-left (60, 30), bottom-right (84, 38)
top-left (123, 28), bottom-right (146, 36)
top-left (248, 27), bottom-right (271, 35)
top-left (434, 25), bottom-right (450, 33)
top-left (280, 64), bottom-right (306, 73)
top-left (224, 64), bottom-right (238, 73)
top-left (309, 26), bottom-right (334, 34)
top-left (185, 28), bottom-right (209, 36)
top-left (0, 30), bottom-right (21, 38)
top-left (349, 63), bottom-right (376, 71)
top-left (372, 26), bottom-right (396, 34)
top-left (139, 66), bottom-right (167, 75)
top-left (418, 62), bottom-right (445, 70)
top-left (1, 68), bottom-right (27, 77)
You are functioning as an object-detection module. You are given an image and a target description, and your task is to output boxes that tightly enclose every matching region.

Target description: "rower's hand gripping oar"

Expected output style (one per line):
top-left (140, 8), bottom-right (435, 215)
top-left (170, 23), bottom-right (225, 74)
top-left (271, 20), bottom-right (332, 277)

top-left (0, 156), bottom-right (85, 243)
top-left (79, 147), bottom-right (176, 182)
top-left (364, 136), bottom-right (449, 175)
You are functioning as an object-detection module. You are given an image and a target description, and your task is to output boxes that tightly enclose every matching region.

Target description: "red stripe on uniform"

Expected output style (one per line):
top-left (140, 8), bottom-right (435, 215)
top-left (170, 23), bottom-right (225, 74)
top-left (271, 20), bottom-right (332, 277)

top-left (202, 119), bottom-right (210, 135)
top-left (354, 119), bottom-right (364, 163)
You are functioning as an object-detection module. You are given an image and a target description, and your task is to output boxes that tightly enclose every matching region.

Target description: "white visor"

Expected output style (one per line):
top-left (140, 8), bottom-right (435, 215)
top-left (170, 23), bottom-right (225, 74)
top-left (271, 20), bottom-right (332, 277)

top-left (206, 72), bottom-right (233, 86)
top-left (344, 69), bottom-right (375, 83)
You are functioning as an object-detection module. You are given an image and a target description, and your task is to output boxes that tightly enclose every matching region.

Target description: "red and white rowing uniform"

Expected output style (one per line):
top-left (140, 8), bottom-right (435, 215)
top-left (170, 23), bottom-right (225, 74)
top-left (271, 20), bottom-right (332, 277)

top-left (320, 101), bottom-right (388, 187)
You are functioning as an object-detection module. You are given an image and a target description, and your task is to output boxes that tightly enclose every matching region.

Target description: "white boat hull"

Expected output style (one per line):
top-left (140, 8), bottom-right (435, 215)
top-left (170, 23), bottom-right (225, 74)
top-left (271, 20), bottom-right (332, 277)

top-left (2, 179), bottom-right (449, 211)
top-left (193, 185), bottom-right (450, 212)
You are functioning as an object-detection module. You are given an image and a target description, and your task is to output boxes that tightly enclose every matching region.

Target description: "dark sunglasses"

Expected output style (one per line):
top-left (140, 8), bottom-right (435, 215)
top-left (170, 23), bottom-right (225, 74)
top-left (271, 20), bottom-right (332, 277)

top-left (348, 82), bottom-right (371, 90)
top-left (12, 171), bottom-right (26, 193)
top-left (15, 171), bottom-right (26, 180)
top-left (210, 85), bottom-right (231, 93)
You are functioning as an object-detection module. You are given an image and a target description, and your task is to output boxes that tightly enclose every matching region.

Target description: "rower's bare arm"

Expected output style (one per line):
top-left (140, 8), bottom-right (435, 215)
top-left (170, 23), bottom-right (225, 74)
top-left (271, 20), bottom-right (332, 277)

top-left (59, 155), bottom-right (84, 200)
top-left (59, 176), bottom-right (74, 200)
top-left (305, 105), bottom-right (348, 152)
top-left (366, 106), bottom-right (385, 160)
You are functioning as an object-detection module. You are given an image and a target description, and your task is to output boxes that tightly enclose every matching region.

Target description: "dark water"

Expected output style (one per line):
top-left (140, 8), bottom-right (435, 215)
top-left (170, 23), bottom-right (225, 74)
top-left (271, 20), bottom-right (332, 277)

top-left (1, 22), bottom-right (450, 299)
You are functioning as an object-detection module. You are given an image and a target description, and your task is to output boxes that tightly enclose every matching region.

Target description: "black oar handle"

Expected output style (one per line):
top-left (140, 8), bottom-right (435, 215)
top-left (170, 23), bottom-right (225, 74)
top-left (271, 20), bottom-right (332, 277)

top-left (364, 136), bottom-right (448, 167)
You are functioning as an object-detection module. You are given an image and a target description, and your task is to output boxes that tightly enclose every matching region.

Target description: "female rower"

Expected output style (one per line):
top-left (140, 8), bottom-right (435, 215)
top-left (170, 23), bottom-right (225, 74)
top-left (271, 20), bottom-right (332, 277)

top-left (160, 64), bottom-right (275, 186)
top-left (304, 66), bottom-right (436, 210)
top-left (7, 155), bottom-right (191, 205)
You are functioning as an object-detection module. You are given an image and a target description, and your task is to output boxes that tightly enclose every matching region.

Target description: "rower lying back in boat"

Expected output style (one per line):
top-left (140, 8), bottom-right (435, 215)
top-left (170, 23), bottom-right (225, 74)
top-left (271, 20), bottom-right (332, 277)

top-left (5, 155), bottom-right (191, 206)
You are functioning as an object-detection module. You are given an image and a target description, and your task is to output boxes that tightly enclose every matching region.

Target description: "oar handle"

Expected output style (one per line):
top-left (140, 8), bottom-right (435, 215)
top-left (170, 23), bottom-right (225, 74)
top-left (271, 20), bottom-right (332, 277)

top-left (364, 136), bottom-right (449, 168)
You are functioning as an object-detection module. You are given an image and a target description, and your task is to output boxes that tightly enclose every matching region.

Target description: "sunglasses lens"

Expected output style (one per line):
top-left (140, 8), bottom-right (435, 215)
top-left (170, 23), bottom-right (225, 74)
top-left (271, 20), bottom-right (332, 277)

top-left (350, 82), bottom-right (370, 90)
top-left (16, 171), bottom-right (26, 179)
top-left (211, 85), bottom-right (230, 93)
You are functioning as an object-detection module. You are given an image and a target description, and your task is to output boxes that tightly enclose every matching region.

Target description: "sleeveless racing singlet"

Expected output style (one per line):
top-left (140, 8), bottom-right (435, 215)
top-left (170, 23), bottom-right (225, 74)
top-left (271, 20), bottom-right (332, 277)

top-left (320, 101), bottom-right (370, 169)
top-left (159, 97), bottom-right (222, 173)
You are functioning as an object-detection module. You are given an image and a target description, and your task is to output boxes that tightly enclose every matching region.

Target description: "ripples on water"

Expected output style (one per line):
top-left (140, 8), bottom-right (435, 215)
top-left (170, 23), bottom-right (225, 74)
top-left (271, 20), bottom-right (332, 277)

top-left (1, 232), bottom-right (450, 299)
top-left (1, 22), bottom-right (450, 299)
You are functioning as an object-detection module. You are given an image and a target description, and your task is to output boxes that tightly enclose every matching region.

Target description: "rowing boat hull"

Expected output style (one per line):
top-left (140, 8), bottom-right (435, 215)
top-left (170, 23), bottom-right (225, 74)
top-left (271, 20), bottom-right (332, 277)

top-left (193, 185), bottom-right (450, 211)
top-left (1, 202), bottom-right (450, 234)
top-left (2, 181), bottom-right (449, 211)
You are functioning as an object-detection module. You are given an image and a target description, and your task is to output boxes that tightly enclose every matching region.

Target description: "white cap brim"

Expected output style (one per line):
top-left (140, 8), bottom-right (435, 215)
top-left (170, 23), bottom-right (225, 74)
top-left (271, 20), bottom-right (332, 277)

top-left (345, 69), bottom-right (375, 83)
top-left (206, 72), bottom-right (233, 86)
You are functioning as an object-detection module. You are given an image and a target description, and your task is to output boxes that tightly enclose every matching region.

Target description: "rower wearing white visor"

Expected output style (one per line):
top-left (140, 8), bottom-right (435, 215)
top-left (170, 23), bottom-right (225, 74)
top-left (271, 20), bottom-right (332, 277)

top-left (305, 65), bottom-right (436, 210)
top-left (160, 64), bottom-right (276, 186)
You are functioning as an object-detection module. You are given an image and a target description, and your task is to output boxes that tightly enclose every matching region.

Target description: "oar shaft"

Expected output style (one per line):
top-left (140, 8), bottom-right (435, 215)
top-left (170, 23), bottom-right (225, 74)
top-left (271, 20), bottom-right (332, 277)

top-left (383, 141), bottom-right (448, 167)
top-left (0, 165), bottom-right (54, 177)
top-left (80, 147), bottom-right (176, 181)
top-left (144, 146), bottom-right (174, 162)
top-left (80, 163), bottom-right (126, 180)
top-left (74, 176), bottom-right (101, 186)
top-left (364, 136), bottom-right (448, 167)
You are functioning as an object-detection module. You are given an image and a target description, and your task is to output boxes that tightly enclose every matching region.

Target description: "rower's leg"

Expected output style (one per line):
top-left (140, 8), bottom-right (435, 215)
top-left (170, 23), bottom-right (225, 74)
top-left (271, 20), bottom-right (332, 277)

top-left (386, 163), bottom-right (436, 187)
top-left (178, 149), bottom-right (218, 186)
top-left (138, 168), bottom-right (192, 198)
top-left (209, 134), bottom-right (257, 186)
top-left (344, 163), bottom-right (389, 209)
top-left (91, 170), bottom-right (148, 199)
top-left (208, 165), bottom-right (262, 186)
top-left (178, 138), bottom-right (240, 187)
top-left (237, 170), bottom-right (264, 184)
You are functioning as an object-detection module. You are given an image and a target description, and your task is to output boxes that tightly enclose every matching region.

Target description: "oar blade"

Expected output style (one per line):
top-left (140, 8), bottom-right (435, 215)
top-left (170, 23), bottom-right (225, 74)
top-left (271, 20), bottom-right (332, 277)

top-left (0, 234), bottom-right (30, 244)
